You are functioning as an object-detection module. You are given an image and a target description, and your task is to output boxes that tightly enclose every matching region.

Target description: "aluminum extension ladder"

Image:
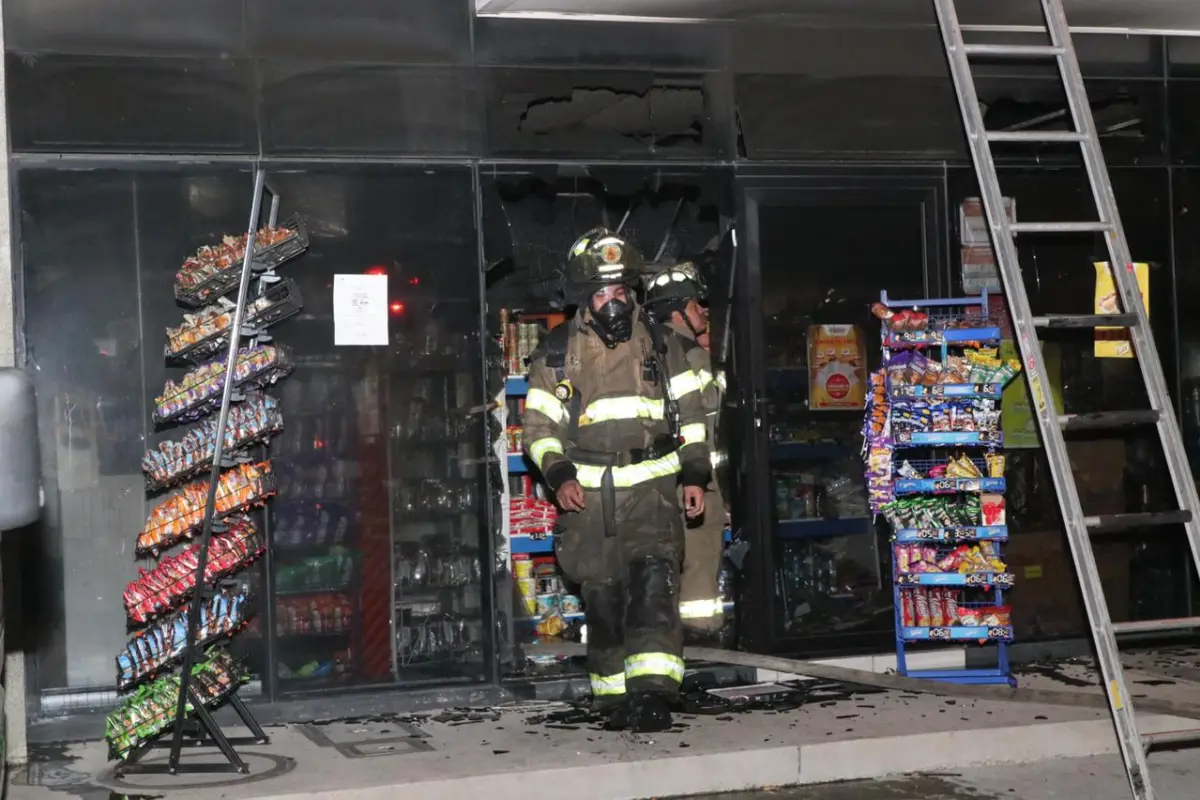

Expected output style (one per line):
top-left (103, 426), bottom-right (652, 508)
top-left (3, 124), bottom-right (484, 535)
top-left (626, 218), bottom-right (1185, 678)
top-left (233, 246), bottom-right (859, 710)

top-left (933, 1), bottom-right (1200, 798)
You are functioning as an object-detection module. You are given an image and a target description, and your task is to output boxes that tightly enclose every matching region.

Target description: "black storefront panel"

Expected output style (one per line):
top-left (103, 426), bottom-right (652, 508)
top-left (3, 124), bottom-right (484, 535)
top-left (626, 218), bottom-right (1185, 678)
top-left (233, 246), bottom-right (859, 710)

top-left (17, 162), bottom-right (490, 698)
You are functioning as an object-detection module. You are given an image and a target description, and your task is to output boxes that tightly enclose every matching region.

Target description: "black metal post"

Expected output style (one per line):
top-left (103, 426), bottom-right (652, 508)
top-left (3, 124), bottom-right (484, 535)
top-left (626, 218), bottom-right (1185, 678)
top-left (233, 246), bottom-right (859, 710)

top-left (166, 168), bottom-right (267, 771)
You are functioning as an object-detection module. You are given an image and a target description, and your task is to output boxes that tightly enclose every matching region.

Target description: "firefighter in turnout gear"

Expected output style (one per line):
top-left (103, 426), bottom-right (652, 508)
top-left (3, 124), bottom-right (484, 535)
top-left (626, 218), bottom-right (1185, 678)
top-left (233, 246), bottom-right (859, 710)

top-left (524, 229), bottom-right (712, 733)
top-left (644, 262), bottom-right (729, 636)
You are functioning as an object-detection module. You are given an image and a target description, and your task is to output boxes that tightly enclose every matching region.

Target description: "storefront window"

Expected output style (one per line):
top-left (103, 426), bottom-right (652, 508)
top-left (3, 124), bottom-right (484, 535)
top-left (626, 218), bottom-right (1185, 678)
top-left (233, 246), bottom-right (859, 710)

top-left (18, 162), bottom-right (487, 699)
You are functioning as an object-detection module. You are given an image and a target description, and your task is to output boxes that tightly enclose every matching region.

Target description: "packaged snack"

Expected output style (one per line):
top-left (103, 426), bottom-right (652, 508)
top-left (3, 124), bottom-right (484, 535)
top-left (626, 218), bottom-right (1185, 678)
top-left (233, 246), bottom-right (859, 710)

top-left (153, 345), bottom-right (293, 426)
top-left (981, 494), bottom-right (1006, 525)
top-left (929, 590), bottom-right (946, 627)
top-left (943, 590), bottom-right (960, 625)
top-left (913, 590), bottom-right (931, 626)
top-left (901, 593), bottom-right (915, 626)
top-left (137, 462), bottom-right (275, 555)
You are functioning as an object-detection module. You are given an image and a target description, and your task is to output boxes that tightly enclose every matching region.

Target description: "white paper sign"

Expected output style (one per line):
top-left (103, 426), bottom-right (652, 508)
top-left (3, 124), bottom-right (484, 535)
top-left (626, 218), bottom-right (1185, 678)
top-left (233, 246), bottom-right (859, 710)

top-left (333, 274), bottom-right (389, 346)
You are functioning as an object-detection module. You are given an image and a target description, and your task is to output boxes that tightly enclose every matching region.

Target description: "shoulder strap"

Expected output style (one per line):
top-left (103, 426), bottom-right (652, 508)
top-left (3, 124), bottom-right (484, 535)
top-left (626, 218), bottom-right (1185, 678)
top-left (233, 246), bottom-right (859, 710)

top-left (644, 320), bottom-right (670, 355)
top-left (540, 323), bottom-right (573, 382)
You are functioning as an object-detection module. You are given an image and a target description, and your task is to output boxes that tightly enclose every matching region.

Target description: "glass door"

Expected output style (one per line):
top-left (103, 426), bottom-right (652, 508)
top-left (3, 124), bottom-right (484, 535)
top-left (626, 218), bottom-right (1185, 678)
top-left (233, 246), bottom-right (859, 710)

top-left (738, 181), bottom-right (943, 654)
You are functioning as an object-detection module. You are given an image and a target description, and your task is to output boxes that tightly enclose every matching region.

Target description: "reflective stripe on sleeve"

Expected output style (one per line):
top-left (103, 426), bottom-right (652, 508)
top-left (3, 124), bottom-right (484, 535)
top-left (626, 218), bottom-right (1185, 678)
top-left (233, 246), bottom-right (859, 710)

top-left (527, 437), bottom-right (564, 470)
top-left (526, 387), bottom-right (568, 424)
top-left (714, 370), bottom-right (727, 391)
top-left (679, 422), bottom-right (707, 447)
top-left (710, 450), bottom-right (728, 469)
top-left (575, 452), bottom-right (681, 489)
top-left (579, 396), bottom-right (664, 425)
top-left (590, 672), bottom-right (627, 696)
top-left (625, 652), bottom-right (686, 683)
top-left (679, 598), bottom-right (726, 620)
top-left (668, 370), bottom-right (706, 399)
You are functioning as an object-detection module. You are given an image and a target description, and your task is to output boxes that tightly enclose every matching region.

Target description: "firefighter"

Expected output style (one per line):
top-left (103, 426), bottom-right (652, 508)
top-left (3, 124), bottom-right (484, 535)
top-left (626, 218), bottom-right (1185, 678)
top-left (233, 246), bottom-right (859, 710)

top-left (523, 228), bottom-right (712, 733)
top-left (643, 262), bottom-right (729, 638)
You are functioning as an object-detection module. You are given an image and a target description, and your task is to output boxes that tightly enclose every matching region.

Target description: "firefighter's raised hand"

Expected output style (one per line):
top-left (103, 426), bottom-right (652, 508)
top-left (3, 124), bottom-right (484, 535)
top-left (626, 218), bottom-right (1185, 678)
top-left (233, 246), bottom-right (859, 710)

top-left (683, 486), bottom-right (705, 519)
top-left (556, 479), bottom-right (586, 512)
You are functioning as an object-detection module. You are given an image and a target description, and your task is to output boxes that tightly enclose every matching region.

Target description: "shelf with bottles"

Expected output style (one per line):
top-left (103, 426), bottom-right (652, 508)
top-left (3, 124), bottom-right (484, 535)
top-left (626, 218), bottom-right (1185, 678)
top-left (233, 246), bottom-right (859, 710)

top-left (772, 463), bottom-right (873, 541)
top-left (392, 538), bottom-right (482, 600)
top-left (774, 534), bottom-right (888, 637)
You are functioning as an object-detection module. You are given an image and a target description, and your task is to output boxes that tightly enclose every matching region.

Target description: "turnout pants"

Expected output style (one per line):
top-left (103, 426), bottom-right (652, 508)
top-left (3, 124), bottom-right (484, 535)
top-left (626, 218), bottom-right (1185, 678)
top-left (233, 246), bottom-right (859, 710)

top-left (555, 475), bottom-right (686, 704)
top-left (678, 483), bottom-right (727, 633)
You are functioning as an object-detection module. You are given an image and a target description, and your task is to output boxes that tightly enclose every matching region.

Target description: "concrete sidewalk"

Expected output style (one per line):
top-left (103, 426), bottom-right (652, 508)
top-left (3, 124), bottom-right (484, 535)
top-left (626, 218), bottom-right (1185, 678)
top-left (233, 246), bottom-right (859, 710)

top-left (9, 647), bottom-right (1200, 800)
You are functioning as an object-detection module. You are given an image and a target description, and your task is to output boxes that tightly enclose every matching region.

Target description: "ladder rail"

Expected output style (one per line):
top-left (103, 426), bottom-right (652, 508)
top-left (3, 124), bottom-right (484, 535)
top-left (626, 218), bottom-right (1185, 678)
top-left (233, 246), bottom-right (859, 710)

top-left (1041, 0), bottom-right (1200, 596)
top-left (931, 2), bottom-right (1155, 798)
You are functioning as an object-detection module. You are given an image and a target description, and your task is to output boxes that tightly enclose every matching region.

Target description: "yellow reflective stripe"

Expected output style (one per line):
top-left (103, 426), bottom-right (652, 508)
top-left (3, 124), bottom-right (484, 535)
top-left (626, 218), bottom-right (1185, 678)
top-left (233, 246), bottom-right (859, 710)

top-left (679, 598), bottom-right (725, 620)
top-left (669, 370), bottom-right (704, 399)
top-left (679, 423), bottom-right (707, 447)
top-left (625, 652), bottom-right (686, 683)
top-left (695, 369), bottom-right (714, 390)
top-left (576, 452), bottom-right (681, 489)
top-left (710, 450), bottom-right (728, 469)
top-left (715, 371), bottom-right (727, 391)
top-left (527, 437), bottom-right (564, 470)
top-left (590, 672), bottom-right (627, 696)
top-left (526, 387), bottom-right (568, 424)
top-left (580, 396), bottom-right (663, 425)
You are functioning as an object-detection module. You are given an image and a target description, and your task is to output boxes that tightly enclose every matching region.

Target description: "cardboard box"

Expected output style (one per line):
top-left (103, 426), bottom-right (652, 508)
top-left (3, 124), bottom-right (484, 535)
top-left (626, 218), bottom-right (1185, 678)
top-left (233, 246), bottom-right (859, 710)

top-left (959, 197), bottom-right (1017, 245)
top-left (1005, 527), bottom-right (1132, 639)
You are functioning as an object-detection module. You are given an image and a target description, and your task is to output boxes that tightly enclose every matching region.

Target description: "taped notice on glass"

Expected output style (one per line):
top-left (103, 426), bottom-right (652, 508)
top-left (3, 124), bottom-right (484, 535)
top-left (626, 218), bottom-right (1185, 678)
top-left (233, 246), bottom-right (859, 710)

top-left (333, 273), bottom-right (389, 346)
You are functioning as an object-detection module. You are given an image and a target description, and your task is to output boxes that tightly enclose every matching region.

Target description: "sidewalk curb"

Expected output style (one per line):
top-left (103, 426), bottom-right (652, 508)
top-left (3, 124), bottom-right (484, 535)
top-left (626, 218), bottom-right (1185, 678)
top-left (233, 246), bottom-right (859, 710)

top-left (164, 714), bottom-right (1195, 800)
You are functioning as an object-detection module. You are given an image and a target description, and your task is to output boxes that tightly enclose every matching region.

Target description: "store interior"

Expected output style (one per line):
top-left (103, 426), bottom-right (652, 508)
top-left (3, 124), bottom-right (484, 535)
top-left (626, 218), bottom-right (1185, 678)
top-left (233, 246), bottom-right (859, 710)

top-left (7, 4), bottom-right (1200, 718)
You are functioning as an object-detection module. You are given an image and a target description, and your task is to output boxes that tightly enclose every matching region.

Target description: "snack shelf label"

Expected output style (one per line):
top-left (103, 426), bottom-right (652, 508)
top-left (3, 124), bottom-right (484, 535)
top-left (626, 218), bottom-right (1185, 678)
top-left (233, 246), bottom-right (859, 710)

top-left (505, 376), bottom-right (530, 395)
top-left (894, 431), bottom-right (1003, 447)
top-left (893, 525), bottom-right (1008, 543)
top-left (884, 327), bottom-right (1003, 347)
top-left (895, 477), bottom-right (1005, 495)
top-left (890, 383), bottom-right (1002, 399)
top-left (896, 571), bottom-right (1015, 587)
top-left (902, 625), bottom-right (1013, 641)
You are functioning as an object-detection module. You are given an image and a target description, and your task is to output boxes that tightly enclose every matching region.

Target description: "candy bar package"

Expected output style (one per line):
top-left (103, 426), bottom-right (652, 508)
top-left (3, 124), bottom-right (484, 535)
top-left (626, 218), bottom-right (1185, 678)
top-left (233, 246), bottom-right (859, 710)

top-left (116, 590), bottom-right (249, 689)
top-left (142, 396), bottom-right (283, 491)
top-left (137, 461), bottom-right (275, 555)
top-left (893, 543), bottom-right (1007, 576)
top-left (153, 345), bottom-right (293, 426)
top-left (106, 648), bottom-right (247, 761)
top-left (165, 280), bottom-right (303, 364)
top-left (174, 219), bottom-right (308, 307)
top-left (125, 517), bottom-right (262, 623)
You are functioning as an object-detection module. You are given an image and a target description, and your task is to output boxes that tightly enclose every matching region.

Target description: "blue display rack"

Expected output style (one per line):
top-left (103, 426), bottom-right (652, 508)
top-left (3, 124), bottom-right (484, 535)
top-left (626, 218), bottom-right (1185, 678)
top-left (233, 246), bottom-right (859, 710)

top-left (877, 291), bottom-right (1015, 687)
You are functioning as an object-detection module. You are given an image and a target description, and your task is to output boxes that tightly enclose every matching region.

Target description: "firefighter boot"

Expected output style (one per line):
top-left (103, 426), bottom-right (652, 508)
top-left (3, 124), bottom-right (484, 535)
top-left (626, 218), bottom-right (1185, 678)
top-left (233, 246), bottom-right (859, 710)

top-left (629, 692), bottom-right (673, 733)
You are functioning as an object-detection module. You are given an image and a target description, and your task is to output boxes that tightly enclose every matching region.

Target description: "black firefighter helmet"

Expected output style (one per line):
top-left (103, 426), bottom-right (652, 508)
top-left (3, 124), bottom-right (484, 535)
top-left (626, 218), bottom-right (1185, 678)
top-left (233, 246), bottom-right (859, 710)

top-left (643, 261), bottom-right (708, 315)
top-left (563, 228), bottom-right (646, 307)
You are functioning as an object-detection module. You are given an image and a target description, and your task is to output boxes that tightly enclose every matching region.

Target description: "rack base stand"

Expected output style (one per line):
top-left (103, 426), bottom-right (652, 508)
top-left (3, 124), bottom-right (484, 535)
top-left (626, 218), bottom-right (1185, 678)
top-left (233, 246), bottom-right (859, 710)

top-left (115, 692), bottom-right (268, 777)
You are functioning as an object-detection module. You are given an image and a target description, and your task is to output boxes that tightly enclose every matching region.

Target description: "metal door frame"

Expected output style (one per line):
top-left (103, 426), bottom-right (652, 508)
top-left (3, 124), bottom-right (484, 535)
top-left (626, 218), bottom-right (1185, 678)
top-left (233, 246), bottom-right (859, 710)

top-left (735, 174), bottom-right (946, 655)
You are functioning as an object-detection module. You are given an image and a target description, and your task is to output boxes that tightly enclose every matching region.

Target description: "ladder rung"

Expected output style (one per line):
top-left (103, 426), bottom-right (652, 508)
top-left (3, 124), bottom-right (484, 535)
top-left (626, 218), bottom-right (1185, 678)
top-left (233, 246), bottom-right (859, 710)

top-left (1033, 314), bottom-right (1140, 329)
top-left (1010, 222), bottom-right (1114, 234)
top-left (1059, 410), bottom-right (1161, 432)
top-left (962, 43), bottom-right (1065, 58)
top-left (1112, 617), bottom-right (1200, 636)
top-left (986, 131), bottom-right (1089, 143)
top-left (1143, 728), bottom-right (1200, 752)
top-left (1084, 510), bottom-right (1193, 533)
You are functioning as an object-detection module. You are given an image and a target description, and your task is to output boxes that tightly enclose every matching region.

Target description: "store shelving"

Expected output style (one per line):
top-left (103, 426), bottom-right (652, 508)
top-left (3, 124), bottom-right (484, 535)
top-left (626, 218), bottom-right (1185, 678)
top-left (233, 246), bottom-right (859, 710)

top-left (868, 290), bottom-right (1017, 688)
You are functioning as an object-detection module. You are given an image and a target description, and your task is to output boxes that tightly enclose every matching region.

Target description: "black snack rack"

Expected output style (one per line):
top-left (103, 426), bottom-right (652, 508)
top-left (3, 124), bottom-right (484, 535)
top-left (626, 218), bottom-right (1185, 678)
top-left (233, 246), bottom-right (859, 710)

top-left (114, 170), bottom-right (303, 776)
top-left (152, 345), bottom-right (294, 428)
top-left (167, 279), bottom-right (304, 365)
top-left (174, 214), bottom-right (309, 308)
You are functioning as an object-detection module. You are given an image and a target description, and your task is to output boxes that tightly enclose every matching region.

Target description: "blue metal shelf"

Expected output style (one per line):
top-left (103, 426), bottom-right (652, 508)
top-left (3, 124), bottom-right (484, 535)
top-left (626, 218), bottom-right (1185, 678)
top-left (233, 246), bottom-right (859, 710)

top-left (516, 612), bottom-right (586, 624)
top-left (905, 667), bottom-right (1016, 687)
top-left (511, 534), bottom-right (554, 555)
top-left (890, 384), bottom-right (1002, 400)
top-left (894, 477), bottom-right (1005, 494)
top-left (777, 517), bottom-right (872, 540)
top-left (901, 625), bottom-right (1013, 642)
top-left (884, 327), bottom-right (1002, 347)
top-left (893, 525), bottom-right (1008, 543)
top-left (505, 376), bottom-right (529, 395)
top-left (769, 442), bottom-right (852, 461)
top-left (507, 454), bottom-right (529, 473)
top-left (893, 431), bottom-right (1002, 447)
top-left (896, 572), bottom-right (1014, 588)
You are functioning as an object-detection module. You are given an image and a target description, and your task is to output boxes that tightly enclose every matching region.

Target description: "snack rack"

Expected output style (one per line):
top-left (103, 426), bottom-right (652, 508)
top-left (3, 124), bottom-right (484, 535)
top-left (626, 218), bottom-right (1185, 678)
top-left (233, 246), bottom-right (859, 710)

top-left (867, 290), bottom-right (1018, 687)
top-left (111, 170), bottom-right (308, 774)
